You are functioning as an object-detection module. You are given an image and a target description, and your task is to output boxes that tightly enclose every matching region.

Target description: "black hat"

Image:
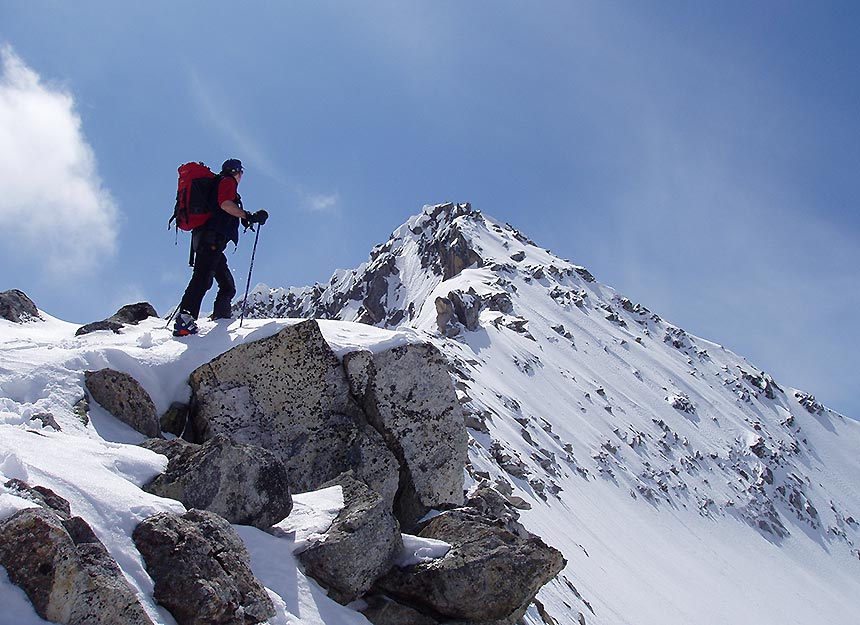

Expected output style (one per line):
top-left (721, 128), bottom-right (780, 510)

top-left (221, 159), bottom-right (243, 174)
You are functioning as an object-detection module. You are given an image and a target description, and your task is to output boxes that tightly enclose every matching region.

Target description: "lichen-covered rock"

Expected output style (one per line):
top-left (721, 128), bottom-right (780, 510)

top-left (0, 289), bottom-right (41, 323)
top-left (297, 472), bottom-right (402, 604)
top-left (343, 343), bottom-right (467, 528)
top-left (374, 509), bottom-right (565, 623)
top-left (133, 509), bottom-right (274, 625)
top-left (85, 368), bottom-right (160, 437)
top-left (140, 435), bottom-right (292, 529)
top-left (0, 506), bottom-right (154, 625)
top-left (188, 320), bottom-right (399, 503)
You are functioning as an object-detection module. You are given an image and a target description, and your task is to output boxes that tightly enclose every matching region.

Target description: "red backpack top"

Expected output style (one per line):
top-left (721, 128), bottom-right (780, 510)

top-left (169, 162), bottom-right (222, 231)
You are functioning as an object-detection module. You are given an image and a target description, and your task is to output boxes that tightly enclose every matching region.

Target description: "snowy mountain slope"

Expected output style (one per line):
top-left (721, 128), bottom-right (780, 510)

top-left (247, 202), bottom-right (860, 625)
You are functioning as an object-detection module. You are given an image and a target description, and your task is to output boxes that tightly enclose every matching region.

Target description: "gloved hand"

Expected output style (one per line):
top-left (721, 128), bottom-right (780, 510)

top-left (242, 210), bottom-right (268, 230)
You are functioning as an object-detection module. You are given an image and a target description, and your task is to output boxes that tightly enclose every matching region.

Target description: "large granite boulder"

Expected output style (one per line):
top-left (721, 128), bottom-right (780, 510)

top-left (296, 472), bottom-right (402, 604)
top-left (0, 289), bottom-right (41, 323)
top-left (187, 320), bottom-right (399, 504)
top-left (76, 302), bottom-right (158, 336)
top-left (344, 343), bottom-right (467, 527)
top-left (0, 484), bottom-right (154, 625)
top-left (140, 436), bottom-right (292, 529)
top-left (374, 509), bottom-right (565, 623)
top-left (85, 368), bottom-right (160, 437)
top-left (133, 509), bottom-right (274, 625)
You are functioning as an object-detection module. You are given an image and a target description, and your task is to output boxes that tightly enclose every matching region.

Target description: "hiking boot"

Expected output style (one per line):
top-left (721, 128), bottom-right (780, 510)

top-left (173, 312), bottom-right (198, 337)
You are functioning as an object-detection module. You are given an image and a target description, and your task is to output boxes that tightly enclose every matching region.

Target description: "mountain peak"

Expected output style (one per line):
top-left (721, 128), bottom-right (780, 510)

top-left (242, 202), bottom-right (593, 329)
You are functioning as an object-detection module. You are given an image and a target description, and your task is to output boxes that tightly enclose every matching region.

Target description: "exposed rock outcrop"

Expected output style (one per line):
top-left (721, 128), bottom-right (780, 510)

top-left (343, 344), bottom-right (467, 528)
top-left (0, 483), bottom-right (154, 625)
top-left (85, 368), bottom-right (160, 437)
top-left (133, 509), bottom-right (275, 625)
top-left (435, 296), bottom-right (460, 337)
top-left (296, 473), bottom-right (402, 604)
top-left (375, 508), bottom-right (565, 623)
top-left (140, 435), bottom-right (292, 529)
top-left (0, 289), bottom-right (41, 323)
top-left (187, 320), bottom-right (400, 504)
top-left (76, 302), bottom-right (158, 336)
top-left (448, 288), bottom-right (482, 331)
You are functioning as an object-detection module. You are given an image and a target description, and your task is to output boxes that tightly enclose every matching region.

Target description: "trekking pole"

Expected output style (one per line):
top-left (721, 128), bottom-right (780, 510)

top-left (164, 302), bottom-right (181, 329)
top-left (239, 223), bottom-right (262, 328)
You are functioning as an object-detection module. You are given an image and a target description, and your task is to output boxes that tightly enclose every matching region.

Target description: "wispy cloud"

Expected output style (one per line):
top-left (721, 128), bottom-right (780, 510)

top-left (0, 45), bottom-right (118, 278)
top-left (188, 69), bottom-right (341, 216)
top-left (188, 70), bottom-right (286, 183)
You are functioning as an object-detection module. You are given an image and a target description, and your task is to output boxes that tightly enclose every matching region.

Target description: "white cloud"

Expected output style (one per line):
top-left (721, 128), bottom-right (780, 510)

top-left (0, 45), bottom-right (118, 278)
top-left (307, 193), bottom-right (339, 213)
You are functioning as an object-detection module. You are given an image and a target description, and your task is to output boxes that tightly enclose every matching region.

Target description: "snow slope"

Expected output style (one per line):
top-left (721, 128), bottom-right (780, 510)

top-left (248, 203), bottom-right (860, 625)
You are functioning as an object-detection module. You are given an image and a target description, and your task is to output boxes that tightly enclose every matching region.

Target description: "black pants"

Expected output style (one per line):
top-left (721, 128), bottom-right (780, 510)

top-left (179, 230), bottom-right (236, 319)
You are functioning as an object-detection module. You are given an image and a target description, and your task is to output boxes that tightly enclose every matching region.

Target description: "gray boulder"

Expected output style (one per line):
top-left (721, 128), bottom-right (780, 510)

top-left (76, 302), bottom-right (158, 336)
top-left (0, 504), bottom-right (154, 625)
top-left (85, 368), bottom-right (160, 437)
top-left (0, 289), bottom-right (41, 323)
top-left (140, 436), bottom-right (292, 529)
top-left (374, 509), bottom-right (565, 623)
top-left (133, 509), bottom-right (274, 625)
top-left (344, 343), bottom-right (467, 528)
top-left (188, 320), bottom-right (399, 504)
top-left (297, 472), bottom-right (402, 604)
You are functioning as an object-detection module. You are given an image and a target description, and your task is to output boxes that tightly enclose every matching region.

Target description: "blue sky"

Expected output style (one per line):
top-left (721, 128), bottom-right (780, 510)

top-left (1, 2), bottom-right (858, 418)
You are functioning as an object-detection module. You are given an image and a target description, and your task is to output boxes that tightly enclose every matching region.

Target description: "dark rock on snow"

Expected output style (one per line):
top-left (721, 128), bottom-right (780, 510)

top-left (133, 509), bottom-right (275, 625)
top-left (84, 368), bottom-right (160, 437)
top-left (0, 289), bottom-right (41, 323)
top-left (76, 302), bottom-right (158, 336)
top-left (4, 479), bottom-right (72, 519)
top-left (0, 484), bottom-right (154, 625)
top-left (140, 435), bottom-right (292, 529)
